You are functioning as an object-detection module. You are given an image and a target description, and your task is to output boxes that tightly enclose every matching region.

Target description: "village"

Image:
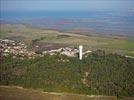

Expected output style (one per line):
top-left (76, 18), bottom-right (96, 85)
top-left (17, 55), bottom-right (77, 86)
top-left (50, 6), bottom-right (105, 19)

top-left (0, 39), bottom-right (36, 58)
top-left (0, 39), bottom-right (92, 59)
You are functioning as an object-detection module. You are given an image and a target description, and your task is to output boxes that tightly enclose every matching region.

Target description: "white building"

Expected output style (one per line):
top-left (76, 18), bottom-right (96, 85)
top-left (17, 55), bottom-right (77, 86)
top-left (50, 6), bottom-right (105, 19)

top-left (79, 45), bottom-right (83, 60)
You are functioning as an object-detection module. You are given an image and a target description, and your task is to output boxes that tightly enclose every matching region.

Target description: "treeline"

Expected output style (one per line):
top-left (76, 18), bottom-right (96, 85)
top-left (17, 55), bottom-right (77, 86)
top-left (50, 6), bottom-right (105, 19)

top-left (0, 50), bottom-right (134, 97)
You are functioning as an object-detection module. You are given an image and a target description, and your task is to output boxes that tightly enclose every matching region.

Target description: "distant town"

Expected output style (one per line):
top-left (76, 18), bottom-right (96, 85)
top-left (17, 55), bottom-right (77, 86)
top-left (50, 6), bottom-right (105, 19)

top-left (0, 39), bottom-right (92, 59)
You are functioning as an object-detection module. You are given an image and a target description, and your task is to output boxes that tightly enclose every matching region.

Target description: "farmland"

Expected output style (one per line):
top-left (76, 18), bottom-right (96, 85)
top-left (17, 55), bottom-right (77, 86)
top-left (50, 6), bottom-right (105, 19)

top-left (1, 24), bottom-right (134, 56)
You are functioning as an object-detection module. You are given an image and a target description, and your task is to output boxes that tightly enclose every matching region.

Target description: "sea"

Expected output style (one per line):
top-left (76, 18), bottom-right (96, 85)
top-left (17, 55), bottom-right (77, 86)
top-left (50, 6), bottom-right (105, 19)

top-left (0, 10), bottom-right (134, 37)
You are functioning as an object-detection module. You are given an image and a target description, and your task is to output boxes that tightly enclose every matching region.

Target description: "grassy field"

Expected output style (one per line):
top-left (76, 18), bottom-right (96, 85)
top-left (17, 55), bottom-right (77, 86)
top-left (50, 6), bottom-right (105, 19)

top-left (0, 24), bottom-right (134, 56)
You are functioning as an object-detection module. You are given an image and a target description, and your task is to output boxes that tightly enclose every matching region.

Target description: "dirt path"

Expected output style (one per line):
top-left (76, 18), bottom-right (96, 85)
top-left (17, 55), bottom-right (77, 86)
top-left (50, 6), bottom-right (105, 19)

top-left (0, 86), bottom-right (119, 100)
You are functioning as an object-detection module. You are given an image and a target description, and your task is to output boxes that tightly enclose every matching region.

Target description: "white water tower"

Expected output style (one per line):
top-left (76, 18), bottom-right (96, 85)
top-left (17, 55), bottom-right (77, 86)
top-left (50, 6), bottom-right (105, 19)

top-left (79, 45), bottom-right (83, 60)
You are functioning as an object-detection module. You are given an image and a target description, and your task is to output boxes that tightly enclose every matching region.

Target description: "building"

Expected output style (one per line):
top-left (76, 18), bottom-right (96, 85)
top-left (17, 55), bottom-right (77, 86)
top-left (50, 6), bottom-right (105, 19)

top-left (79, 45), bottom-right (83, 60)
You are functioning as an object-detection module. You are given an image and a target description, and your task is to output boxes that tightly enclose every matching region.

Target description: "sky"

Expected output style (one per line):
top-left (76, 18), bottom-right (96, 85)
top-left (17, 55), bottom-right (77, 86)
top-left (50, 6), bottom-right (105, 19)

top-left (0, 0), bottom-right (134, 12)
